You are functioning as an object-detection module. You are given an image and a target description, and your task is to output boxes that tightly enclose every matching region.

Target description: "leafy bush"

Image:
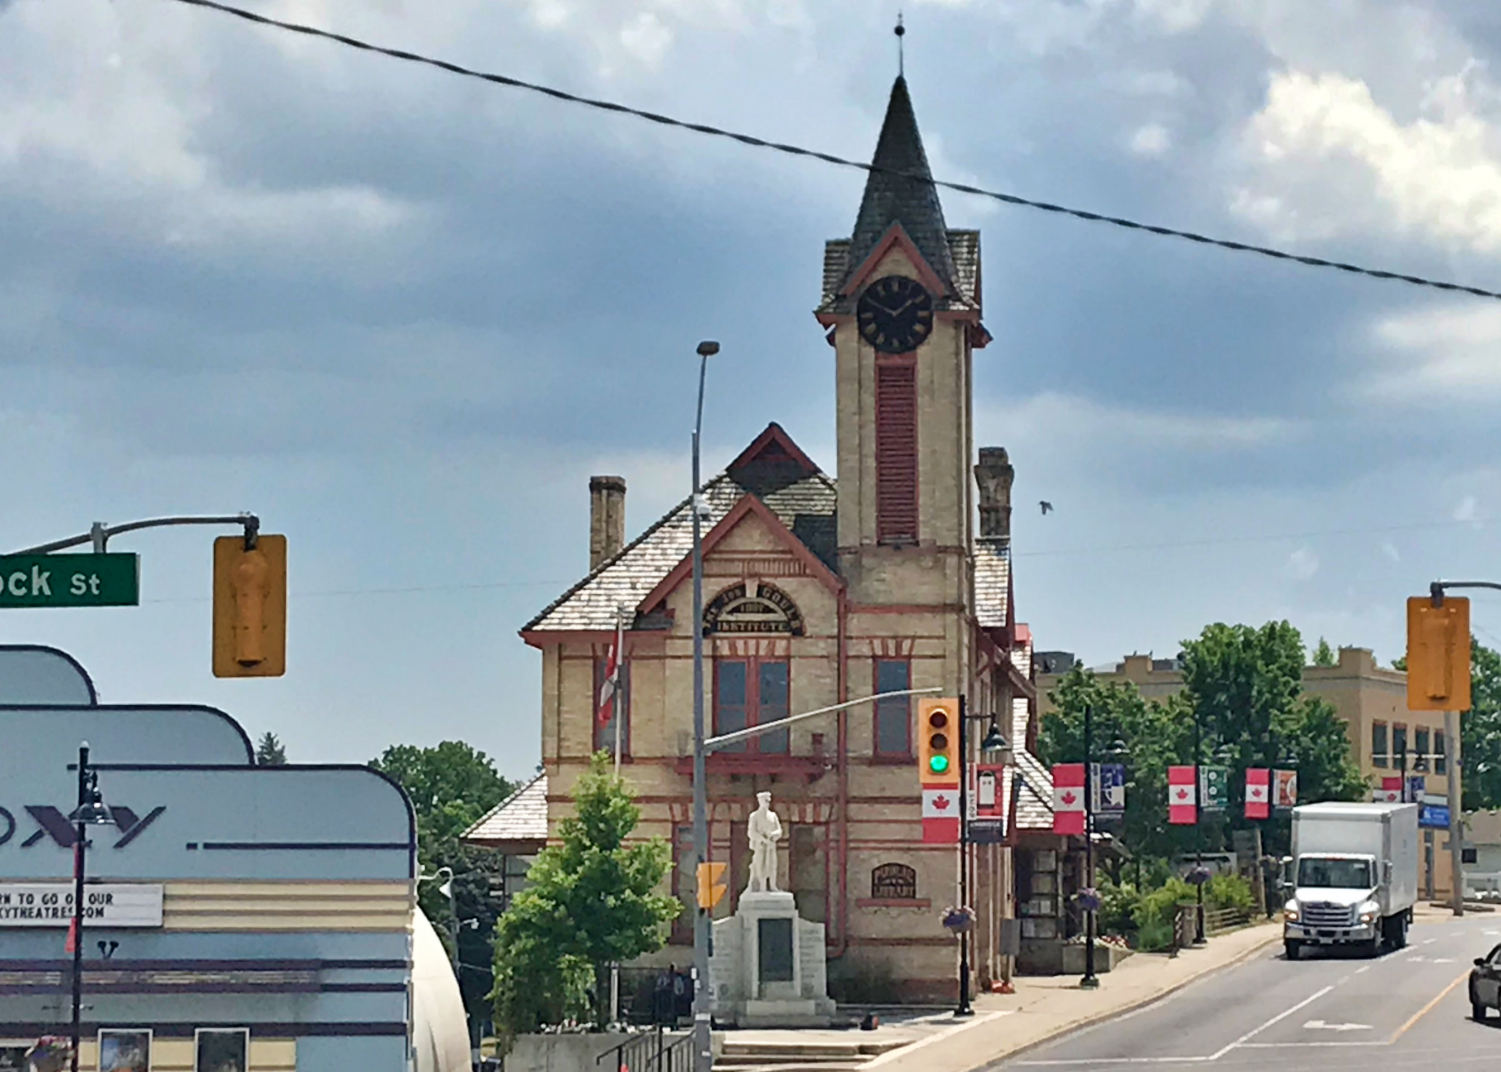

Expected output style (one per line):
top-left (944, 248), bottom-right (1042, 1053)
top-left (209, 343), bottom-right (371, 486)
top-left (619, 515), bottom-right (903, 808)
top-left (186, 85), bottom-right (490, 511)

top-left (1205, 874), bottom-right (1254, 913)
top-left (1135, 918), bottom-right (1174, 953)
top-left (1133, 878), bottom-right (1195, 931)
top-left (1096, 876), bottom-right (1141, 937)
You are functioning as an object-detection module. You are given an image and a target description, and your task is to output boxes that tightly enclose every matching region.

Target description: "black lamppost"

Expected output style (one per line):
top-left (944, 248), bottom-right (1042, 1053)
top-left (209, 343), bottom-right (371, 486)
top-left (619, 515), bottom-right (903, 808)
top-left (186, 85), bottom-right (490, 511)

top-left (1079, 720), bottom-right (1127, 991)
top-left (954, 703), bottom-right (1012, 1018)
top-left (1191, 710), bottom-right (1207, 946)
top-left (68, 743), bottom-right (114, 1072)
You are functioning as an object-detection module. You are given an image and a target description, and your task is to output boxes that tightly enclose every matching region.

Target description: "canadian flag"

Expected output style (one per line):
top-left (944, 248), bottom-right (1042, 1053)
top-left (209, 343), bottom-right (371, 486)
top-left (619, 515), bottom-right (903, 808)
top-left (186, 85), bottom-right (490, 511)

top-left (1169, 765), bottom-right (1198, 825)
top-left (922, 787), bottom-right (961, 845)
top-left (1374, 776), bottom-right (1402, 804)
top-left (1052, 763), bottom-right (1087, 836)
top-left (1245, 768), bottom-right (1270, 820)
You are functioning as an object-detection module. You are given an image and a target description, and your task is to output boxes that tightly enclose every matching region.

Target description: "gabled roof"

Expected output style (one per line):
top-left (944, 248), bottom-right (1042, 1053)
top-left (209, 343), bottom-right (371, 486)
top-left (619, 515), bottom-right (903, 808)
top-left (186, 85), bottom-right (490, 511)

top-left (847, 76), bottom-right (956, 293)
top-left (819, 229), bottom-right (980, 316)
top-left (462, 773), bottom-right (548, 850)
top-left (523, 426), bottom-right (837, 635)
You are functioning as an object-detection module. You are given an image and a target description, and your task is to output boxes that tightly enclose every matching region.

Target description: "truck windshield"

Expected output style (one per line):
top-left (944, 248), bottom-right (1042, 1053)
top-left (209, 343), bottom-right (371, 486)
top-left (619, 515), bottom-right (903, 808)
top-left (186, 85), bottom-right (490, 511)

top-left (1298, 857), bottom-right (1372, 888)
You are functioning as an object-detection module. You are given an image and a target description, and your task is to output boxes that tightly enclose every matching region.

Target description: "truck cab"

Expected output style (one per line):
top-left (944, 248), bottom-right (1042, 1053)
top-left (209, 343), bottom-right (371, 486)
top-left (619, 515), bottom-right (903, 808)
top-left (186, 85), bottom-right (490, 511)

top-left (1283, 803), bottom-right (1417, 960)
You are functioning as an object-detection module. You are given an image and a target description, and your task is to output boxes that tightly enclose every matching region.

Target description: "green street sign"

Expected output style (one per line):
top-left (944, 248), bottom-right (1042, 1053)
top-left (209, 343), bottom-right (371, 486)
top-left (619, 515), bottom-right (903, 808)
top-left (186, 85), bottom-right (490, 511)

top-left (0, 554), bottom-right (139, 608)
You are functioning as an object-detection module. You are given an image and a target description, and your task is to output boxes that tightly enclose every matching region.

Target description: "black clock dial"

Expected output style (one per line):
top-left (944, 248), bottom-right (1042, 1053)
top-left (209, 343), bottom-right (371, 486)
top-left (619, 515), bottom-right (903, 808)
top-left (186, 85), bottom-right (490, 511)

top-left (857, 275), bottom-right (934, 353)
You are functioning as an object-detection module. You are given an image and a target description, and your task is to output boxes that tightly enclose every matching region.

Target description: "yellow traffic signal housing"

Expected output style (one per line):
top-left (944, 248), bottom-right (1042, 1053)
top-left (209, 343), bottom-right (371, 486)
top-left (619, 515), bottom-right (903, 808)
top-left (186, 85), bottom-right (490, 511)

top-left (213, 535), bottom-right (287, 678)
top-left (1406, 595), bottom-right (1469, 711)
top-left (696, 861), bottom-right (728, 909)
top-left (918, 697), bottom-right (959, 786)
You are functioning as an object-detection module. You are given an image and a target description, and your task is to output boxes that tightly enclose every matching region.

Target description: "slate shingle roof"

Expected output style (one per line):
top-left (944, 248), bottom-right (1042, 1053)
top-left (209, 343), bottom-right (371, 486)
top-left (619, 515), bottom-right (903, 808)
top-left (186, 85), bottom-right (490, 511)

top-left (524, 469), bottom-right (838, 633)
top-left (462, 773), bottom-right (548, 846)
top-left (818, 229), bottom-right (980, 315)
top-left (974, 537), bottom-right (1009, 631)
top-left (1010, 640), bottom-right (1053, 831)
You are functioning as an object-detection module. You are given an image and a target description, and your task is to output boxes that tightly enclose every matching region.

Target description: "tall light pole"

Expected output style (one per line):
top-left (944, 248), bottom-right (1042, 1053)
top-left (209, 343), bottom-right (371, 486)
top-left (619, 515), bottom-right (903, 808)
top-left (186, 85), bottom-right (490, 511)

top-left (690, 339), bottom-right (718, 1072)
top-left (67, 743), bottom-right (114, 1072)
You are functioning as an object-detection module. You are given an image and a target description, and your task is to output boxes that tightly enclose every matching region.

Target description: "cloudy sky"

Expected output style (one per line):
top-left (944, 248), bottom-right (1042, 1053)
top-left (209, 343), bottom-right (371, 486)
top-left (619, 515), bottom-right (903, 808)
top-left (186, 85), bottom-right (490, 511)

top-left (3, 0), bottom-right (1500, 780)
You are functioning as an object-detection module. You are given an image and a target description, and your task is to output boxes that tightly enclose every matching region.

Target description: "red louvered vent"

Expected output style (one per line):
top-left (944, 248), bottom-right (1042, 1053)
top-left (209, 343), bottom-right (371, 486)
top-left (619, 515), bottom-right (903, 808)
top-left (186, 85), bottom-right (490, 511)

top-left (876, 361), bottom-right (918, 543)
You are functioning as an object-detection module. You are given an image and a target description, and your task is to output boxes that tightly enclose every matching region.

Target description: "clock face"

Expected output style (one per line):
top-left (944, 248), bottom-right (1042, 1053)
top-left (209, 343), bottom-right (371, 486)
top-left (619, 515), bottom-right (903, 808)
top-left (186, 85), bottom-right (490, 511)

top-left (857, 275), bottom-right (934, 353)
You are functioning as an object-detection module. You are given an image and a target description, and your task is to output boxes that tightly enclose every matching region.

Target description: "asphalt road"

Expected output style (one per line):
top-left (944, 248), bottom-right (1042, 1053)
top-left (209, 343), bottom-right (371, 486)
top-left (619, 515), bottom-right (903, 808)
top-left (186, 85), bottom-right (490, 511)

top-left (989, 914), bottom-right (1501, 1072)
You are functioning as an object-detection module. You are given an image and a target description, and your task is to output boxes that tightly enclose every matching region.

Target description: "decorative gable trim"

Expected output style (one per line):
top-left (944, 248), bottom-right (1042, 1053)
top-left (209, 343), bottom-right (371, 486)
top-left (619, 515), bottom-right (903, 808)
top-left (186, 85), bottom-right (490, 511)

top-left (841, 222), bottom-right (952, 302)
top-left (636, 493), bottom-right (844, 615)
top-left (726, 422), bottom-right (820, 481)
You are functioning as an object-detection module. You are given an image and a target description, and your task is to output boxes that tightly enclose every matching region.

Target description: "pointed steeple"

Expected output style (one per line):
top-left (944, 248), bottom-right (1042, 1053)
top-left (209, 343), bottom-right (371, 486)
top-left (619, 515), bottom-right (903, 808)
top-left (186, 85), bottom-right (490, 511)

top-left (845, 76), bottom-right (956, 293)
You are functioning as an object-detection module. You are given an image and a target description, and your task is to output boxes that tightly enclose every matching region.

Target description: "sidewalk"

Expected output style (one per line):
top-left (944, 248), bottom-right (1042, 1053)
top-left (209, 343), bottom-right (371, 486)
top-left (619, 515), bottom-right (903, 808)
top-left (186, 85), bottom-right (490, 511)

top-left (862, 922), bottom-right (1283, 1072)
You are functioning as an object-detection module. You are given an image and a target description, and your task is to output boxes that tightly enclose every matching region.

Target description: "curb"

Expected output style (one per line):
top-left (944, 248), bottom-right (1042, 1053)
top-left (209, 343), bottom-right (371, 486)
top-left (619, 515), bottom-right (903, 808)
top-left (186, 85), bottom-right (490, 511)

top-left (955, 926), bottom-right (1284, 1072)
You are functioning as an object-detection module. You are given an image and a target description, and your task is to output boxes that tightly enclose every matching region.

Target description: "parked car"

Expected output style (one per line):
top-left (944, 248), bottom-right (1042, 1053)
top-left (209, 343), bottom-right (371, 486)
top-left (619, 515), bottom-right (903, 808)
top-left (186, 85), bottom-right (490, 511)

top-left (1471, 944), bottom-right (1501, 1020)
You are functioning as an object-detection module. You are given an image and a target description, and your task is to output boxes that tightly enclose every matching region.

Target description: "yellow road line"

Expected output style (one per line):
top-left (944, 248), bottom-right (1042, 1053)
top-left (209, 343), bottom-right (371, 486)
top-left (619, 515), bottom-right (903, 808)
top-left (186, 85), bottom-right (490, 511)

top-left (1388, 969), bottom-right (1470, 1045)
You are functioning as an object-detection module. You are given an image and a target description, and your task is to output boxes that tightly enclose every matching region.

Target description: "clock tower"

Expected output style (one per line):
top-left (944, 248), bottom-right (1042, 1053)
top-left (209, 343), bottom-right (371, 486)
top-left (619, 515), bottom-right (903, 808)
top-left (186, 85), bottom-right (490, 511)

top-left (816, 75), bottom-right (989, 611)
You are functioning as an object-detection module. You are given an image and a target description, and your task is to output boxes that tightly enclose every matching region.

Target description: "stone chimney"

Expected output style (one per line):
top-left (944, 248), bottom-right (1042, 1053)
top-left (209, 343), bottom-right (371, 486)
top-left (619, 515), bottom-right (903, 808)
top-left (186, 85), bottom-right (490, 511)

top-left (589, 476), bottom-right (626, 571)
top-left (974, 447), bottom-right (1014, 541)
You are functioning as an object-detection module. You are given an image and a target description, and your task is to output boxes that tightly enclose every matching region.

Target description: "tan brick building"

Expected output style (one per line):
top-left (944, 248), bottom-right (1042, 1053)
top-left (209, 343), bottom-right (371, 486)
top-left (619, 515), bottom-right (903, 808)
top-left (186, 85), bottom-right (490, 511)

top-left (1036, 647), bottom-right (1458, 898)
top-left (504, 76), bottom-right (1065, 999)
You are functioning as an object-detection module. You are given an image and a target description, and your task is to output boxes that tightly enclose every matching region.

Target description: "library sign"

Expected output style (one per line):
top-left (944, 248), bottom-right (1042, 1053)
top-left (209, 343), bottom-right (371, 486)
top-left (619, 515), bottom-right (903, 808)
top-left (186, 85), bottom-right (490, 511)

top-left (0, 883), bottom-right (164, 927)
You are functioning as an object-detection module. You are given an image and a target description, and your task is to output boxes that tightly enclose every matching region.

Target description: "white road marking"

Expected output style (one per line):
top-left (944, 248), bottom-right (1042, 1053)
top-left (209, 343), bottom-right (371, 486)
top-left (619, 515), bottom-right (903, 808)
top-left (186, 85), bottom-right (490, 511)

top-left (1354, 966), bottom-right (1371, 974)
top-left (1432, 958), bottom-right (1455, 964)
top-left (1237, 1041), bottom-right (1385, 1049)
top-left (858, 1010), bottom-right (1007, 1068)
top-left (1423, 937), bottom-right (1437, 944)
top-left (1302, 1020), bottom-right (1370, 1032)
top-left (1208, 986), bottom-right (1335, 1061)
top-left (1407, 956), bottom-right (1426, 962)
top-left (1014, 1059), bottom-right (1210, 1066)
top-left (1485, 929), bottom-right (1500, 936)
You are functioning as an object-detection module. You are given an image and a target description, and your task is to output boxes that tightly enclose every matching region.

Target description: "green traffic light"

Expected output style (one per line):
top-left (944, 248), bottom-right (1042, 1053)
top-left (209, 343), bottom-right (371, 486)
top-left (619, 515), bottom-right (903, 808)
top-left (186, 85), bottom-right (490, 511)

top-left (929, 754), bottom-right (949, 773)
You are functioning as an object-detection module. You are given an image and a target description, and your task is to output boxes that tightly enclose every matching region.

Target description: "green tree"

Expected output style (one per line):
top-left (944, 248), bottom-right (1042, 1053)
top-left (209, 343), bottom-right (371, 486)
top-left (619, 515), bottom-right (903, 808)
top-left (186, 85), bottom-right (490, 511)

top-left (1041, 668), bottom-right (1195, 874)
top-left (1311, 638), bottom-right (1337, 667)
top-left (492, 753), bottom-right (679, 1046)
top-left (254, 732), bottom-right (287, 765)
top-left (1463, 637), bottom-right (1501, 811)
top-left (1178, 622), bottom-right (1364, 842)
top-left (371, 741), bottom-right (514, 1029)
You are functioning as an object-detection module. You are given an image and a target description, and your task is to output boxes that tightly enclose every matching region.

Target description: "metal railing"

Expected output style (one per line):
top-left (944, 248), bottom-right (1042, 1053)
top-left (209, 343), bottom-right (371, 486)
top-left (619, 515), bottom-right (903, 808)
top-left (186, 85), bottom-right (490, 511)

top-left (595, 1027), bottom-right (693, 1072)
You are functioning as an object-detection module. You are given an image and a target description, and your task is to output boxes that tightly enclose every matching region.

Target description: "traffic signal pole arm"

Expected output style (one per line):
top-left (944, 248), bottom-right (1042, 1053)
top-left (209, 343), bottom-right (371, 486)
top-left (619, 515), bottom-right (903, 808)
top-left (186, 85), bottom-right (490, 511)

top-left (702, 687), bottom-right (942, 752)
top-left (1431, 580), bottom-right (1501, 604)
top-left (12, 514), bottom-right (261, 555)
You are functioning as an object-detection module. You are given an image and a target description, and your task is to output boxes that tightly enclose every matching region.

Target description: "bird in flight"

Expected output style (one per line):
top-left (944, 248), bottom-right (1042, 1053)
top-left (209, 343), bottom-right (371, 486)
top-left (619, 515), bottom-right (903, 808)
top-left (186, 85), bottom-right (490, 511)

top-left (1040, 501), bottom-right (1054, 515)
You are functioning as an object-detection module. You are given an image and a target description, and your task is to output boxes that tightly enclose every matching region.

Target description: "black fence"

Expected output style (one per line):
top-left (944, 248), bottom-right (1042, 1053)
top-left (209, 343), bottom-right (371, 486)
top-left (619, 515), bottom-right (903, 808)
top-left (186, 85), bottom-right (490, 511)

top-left (595, 1027), bottom-right (693, 1072)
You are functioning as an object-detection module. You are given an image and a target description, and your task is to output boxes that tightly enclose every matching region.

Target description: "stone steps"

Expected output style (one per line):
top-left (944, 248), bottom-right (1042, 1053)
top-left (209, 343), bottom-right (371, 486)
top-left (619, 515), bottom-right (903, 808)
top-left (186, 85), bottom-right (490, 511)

top-left (713, 1037), bottom-right (909, 1070)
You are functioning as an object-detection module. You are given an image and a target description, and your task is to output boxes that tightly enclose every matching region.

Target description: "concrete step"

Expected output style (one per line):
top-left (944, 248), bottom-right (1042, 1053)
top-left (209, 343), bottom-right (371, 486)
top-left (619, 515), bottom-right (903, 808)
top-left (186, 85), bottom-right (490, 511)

top-left (719, 1039), bottom-right (907, 1058)
top-left (715, 1058), bottom-right (868, 1069)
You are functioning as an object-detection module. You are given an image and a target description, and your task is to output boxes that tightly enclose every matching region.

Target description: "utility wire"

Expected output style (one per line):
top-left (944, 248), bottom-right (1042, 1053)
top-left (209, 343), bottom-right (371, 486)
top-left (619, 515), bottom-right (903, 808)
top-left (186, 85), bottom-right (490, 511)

top-left (164, 0), bottom-right (1501, 302)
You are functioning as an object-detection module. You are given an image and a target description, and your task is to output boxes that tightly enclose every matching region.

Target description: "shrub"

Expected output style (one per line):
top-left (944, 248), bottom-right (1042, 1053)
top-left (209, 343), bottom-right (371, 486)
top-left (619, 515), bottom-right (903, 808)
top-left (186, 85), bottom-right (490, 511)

top-left (1135, 917), bottom-right (1174, 953)
top-left (1205, 873), bottom-right (1254, 913)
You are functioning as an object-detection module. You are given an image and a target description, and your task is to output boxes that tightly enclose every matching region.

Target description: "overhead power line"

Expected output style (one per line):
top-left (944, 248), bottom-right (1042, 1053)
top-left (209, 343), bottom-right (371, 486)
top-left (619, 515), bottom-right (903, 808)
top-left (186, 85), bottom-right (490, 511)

top-left (164, 0), bottom-right (1501, 302)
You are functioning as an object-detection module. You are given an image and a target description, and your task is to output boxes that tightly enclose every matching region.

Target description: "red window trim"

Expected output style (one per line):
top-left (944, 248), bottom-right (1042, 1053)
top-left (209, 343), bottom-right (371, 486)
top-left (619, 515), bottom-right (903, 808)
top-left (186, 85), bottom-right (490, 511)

top-left (873, 657), bottom-right (913, 758)
top-left (714, 656), bottom-right (791, 755)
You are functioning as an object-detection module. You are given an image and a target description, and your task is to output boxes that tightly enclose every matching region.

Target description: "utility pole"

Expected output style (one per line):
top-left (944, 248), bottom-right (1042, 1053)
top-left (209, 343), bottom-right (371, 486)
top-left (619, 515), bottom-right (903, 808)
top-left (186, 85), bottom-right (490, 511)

top-left (690, 341), bottom-right (717, 1072)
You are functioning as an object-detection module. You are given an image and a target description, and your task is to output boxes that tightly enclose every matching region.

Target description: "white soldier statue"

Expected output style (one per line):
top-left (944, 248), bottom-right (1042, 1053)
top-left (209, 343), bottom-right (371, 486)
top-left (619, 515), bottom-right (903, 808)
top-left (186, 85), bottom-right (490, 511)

top-left (746, 791), bottom-right (784, 893)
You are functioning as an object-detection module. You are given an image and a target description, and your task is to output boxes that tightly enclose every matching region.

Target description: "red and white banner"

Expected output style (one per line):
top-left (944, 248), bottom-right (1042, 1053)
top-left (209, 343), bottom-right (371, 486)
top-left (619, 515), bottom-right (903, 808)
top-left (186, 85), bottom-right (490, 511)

top-left (1168, 765), bottom-right (1197, 825)
top-left (1274, 769), bottom-right (1298, 810)
top-left (1374, 776), bottom-right (1402, 804)
top-left (1245, 768), bottom-right (1270, 820)
top-left (922, 786), bottom-right (961, 844)
top-left (1052, 763), bottom-right (1086, 836)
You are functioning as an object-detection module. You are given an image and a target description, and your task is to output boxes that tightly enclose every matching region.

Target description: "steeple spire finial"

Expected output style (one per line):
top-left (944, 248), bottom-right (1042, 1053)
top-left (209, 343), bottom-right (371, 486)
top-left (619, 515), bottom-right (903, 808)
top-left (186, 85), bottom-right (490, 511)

top-left (895, 13), bottom-right (905, 76)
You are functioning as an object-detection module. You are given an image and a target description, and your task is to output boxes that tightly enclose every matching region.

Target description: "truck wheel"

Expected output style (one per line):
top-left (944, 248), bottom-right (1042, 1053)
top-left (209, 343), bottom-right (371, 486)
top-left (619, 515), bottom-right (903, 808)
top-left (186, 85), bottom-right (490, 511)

top-left (1472, 988), bottom-right (1487, 1022)
top-left (1394, 915), bottom-right (1408, 949)
top-left (1284, 940), bottom-right (1300, 961)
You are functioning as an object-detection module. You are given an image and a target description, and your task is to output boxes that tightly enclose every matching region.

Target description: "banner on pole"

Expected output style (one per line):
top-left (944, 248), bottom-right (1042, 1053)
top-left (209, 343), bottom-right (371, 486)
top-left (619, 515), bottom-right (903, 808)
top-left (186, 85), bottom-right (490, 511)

top-left (1245, 768), bottom-right (1270, 819)
top-left (922, 786), bottom-right (961, 844)
top-left (1091, 763), bottom-right (1126, 817)
top-left (1168, 765), bottom-right (1197, 825)
top-left (1273, 769), bottom-right (1298, 811)
top-left (1200, 766), bottom-right (1229, 812)
top-left (1052, 763), bottom-right (1086, 836)
top-left (1374, 776), bottom-right (1401, 804)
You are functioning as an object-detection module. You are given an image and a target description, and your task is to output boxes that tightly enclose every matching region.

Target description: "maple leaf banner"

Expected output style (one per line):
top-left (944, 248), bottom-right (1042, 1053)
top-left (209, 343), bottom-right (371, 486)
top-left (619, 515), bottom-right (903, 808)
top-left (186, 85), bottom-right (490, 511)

top-left (1245, 767), bottom-right (1271, 819)
top-left (1052, 763), bottom-right (1086, 836)
top-left (1373, 775), bottom-right (1402, 803)
top-left (1168, 765), bottom-right (1197, 825)
top-left (921, 787), bottom-right (960, 845)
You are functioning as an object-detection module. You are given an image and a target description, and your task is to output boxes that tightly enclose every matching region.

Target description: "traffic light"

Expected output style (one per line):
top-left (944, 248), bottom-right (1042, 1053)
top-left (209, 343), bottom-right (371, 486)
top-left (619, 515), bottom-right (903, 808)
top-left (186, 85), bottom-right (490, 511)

top-left (1406, 595), bottom-right (1469, 711)
top-left (918, 697), bottom-right (959, 786)
top-left (696, 862), bottom-right (728, 909)
top-left (213, 534), bottom-right (287, 678)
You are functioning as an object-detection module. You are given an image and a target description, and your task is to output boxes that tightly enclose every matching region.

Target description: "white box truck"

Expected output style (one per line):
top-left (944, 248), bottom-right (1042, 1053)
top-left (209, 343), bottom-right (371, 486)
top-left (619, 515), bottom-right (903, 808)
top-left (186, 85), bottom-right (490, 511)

top-left (1283, 802), bottom-right (1418, 959)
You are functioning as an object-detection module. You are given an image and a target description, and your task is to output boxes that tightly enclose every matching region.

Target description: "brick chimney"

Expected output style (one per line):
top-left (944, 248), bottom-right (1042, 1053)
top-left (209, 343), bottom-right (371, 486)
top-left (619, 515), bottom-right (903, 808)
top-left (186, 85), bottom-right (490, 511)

top-left (589, 476), bottom-right (626, 571)
top-left (974, 447), bottom-right (1014, 541)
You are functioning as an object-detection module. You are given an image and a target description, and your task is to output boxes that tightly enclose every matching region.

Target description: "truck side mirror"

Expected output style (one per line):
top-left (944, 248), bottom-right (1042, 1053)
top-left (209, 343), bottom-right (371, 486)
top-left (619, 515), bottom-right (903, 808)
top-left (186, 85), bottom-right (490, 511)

top-left (1477, 958), bottom-right (1487, 968)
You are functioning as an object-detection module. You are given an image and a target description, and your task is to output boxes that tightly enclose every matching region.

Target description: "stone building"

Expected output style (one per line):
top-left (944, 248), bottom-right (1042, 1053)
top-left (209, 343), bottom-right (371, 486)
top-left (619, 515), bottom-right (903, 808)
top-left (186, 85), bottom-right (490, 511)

top-left (506, 76), bottom-right (1066, 999)
top-left (1036, 646), bottom-right (1458, 899)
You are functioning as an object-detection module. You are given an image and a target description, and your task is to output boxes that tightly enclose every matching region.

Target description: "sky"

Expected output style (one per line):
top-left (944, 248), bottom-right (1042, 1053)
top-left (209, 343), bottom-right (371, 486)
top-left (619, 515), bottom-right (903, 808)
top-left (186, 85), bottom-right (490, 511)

top-left (3, 0), bottom-right (1501, 781)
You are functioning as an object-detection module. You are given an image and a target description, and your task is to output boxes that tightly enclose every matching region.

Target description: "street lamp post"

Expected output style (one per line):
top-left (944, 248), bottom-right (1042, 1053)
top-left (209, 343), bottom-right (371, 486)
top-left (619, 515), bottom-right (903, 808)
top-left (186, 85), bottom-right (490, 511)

top-left (955, 695), bottom-right (974, 1017)
top-left (67, 743), bottom-right (115, 1072)
top-left (1080, 704), bottom-right (1099, 990)
top-left (690, 340), bottom-right (718, 1072)
top-left (1192, 708), bottom-right (1206, 946)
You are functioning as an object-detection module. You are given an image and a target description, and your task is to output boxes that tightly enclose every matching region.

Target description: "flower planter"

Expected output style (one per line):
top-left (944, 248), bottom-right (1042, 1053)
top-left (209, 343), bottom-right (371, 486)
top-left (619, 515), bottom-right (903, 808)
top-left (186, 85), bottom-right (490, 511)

top-left (1060, 942), bottom-right (1133, 975)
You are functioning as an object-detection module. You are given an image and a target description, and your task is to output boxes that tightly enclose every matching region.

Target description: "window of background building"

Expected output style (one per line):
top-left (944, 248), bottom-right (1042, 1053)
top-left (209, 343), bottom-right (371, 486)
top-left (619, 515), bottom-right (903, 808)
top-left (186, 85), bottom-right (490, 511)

top-left (1437, 729), bottom-right (1448, 774)
top-left (592, 656), bottom-right (630, 757)
top-left (1393, 724), bottom-right (1408, 767)
top-left (714, 658), bottom-right (790, 753)
top-left (1464, 847), bottom-right (1479, 865)
top-left (874, 659), bottom-right (912, 757)
top-left (1372, 722), bottom-right (1388, 767)
top-left (1414, 727), bottom-right (1430, 771)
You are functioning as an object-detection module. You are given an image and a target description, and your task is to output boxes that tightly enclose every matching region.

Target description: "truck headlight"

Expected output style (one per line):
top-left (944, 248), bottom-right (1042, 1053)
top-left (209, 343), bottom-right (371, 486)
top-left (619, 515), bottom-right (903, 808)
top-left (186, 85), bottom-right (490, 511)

top-left (1284, 901), bottom-right (1299, 921)
top-left (1358, 900), bottom-right (1379, 923)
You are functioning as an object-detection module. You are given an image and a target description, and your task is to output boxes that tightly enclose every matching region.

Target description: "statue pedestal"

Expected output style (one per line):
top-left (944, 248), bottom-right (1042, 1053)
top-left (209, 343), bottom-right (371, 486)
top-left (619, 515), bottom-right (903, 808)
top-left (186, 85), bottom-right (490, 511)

top-left (708, 891), bottom-right (835, 1027)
